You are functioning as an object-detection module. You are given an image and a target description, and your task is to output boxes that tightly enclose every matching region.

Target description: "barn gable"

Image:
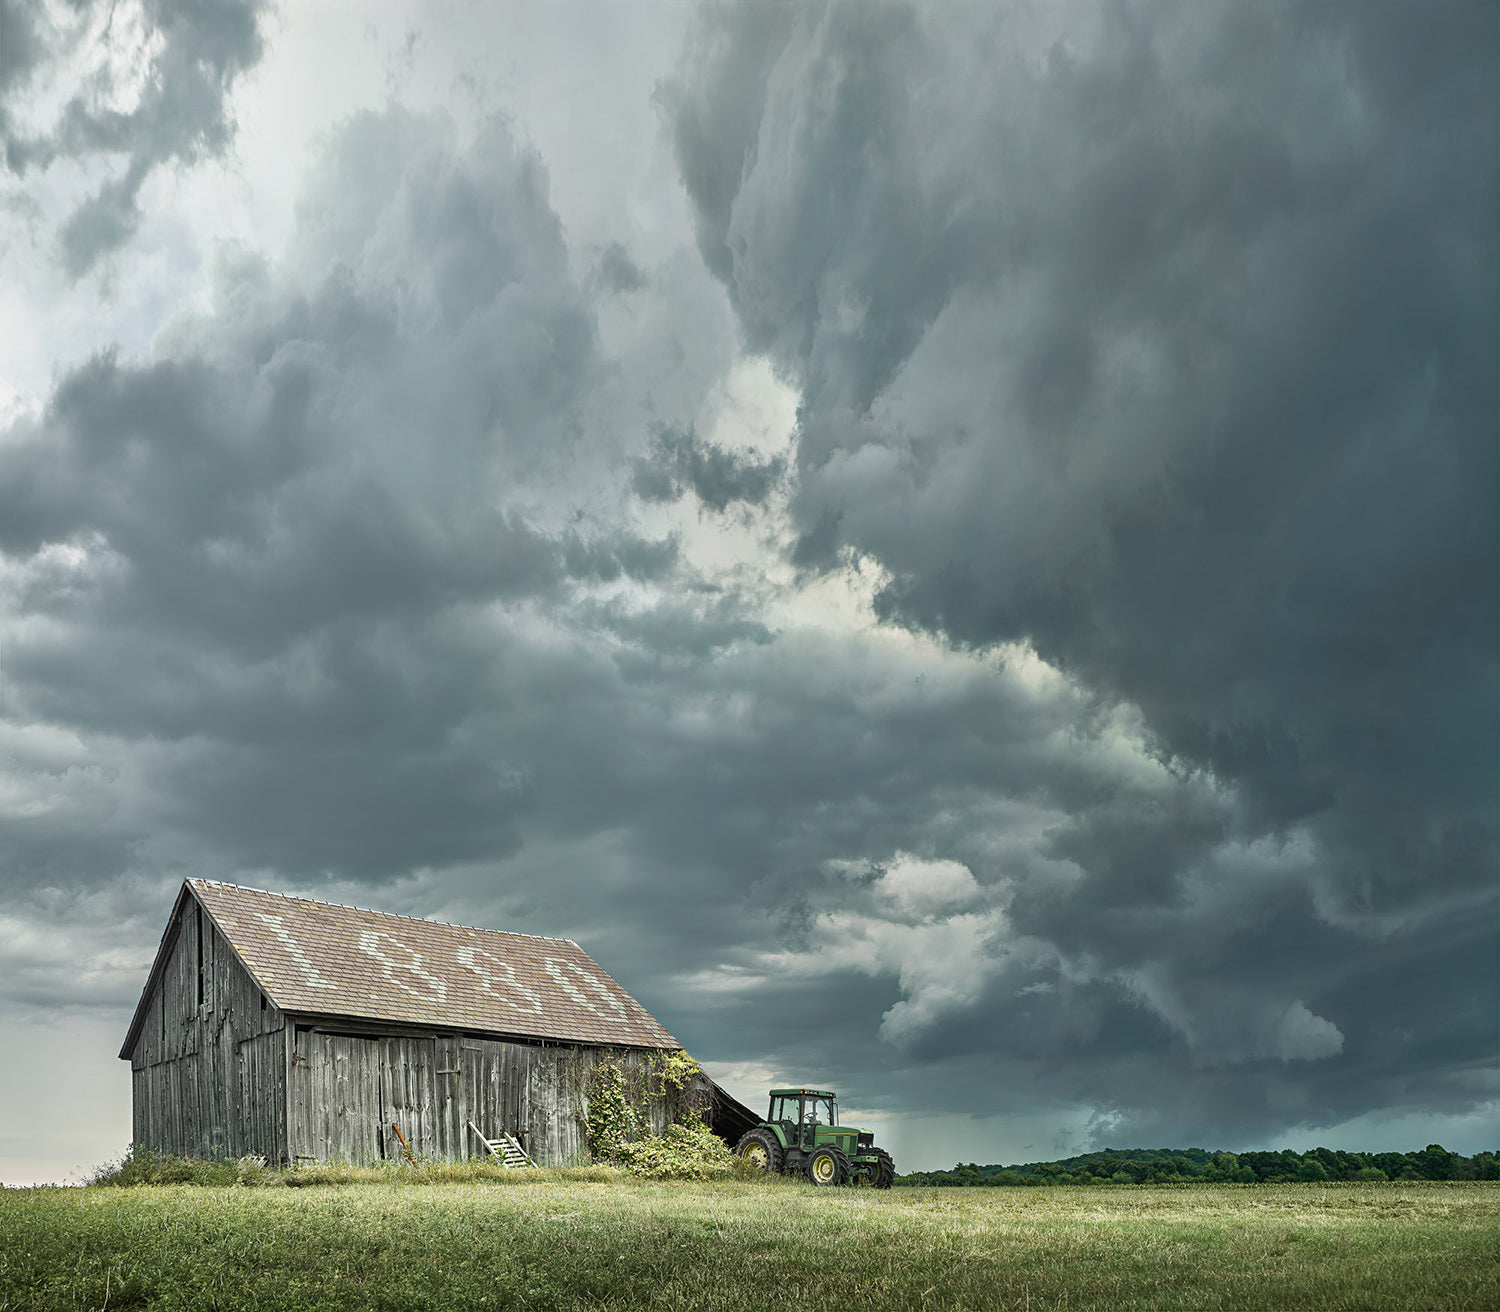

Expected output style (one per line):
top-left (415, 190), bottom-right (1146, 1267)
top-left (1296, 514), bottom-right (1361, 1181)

top-left (121, 884), bottom-right (290, 1161)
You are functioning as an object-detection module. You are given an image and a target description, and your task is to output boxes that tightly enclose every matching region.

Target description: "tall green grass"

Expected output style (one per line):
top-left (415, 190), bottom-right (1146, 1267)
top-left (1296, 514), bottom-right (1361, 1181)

top-left (85, 1146), bottom-right (628, 1189)
top-left (2, 1179), bottom-right (1494, 1310)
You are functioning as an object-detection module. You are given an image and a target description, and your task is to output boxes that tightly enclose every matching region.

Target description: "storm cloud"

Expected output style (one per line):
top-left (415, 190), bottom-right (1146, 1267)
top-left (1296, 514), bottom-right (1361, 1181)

top-left (0, 0), bottom-right (1493, 1180)
top-left (663, 0), bottom-right (1497, 1142)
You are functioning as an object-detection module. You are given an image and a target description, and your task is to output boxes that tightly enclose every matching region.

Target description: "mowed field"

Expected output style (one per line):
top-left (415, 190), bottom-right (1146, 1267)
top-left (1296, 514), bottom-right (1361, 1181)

top-left (1, 1178), bottom-right (1495, 1311)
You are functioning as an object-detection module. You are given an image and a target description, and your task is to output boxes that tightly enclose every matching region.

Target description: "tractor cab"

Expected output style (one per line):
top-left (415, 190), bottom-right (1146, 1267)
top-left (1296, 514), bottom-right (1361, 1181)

top-left (768, 1088), bottom-right (838, 1149)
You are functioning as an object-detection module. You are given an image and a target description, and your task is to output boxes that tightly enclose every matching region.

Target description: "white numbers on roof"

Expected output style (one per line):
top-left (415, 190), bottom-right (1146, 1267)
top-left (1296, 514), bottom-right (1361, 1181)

top-left (357, 930), bottom-right (448, 1004)
top-left (544, 957), bottom-right (631, 1020)
top-left (252, 912), bottom-right (338, 991)
top-left (455, 945), bottom-right (545, 1013)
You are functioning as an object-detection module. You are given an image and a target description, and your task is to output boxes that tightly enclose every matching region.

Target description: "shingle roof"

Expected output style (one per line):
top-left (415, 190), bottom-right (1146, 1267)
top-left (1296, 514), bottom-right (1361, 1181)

top-left (144, 880), bottom-right (680, 1050)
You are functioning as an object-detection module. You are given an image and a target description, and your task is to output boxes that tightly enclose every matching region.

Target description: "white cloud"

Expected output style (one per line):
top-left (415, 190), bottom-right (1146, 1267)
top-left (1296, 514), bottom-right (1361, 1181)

top-left (875, 852), bottom-right (985, 920)
top-left (687, 852), bottom-right (1022, 1046)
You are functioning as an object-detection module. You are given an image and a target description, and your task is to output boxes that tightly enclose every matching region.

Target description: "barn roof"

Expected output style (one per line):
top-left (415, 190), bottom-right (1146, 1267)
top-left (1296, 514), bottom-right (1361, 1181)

top-left (121, 880), bottom-right (681, 1057)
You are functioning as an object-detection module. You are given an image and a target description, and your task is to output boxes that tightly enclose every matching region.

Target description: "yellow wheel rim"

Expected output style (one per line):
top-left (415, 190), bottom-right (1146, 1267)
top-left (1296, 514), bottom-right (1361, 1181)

top-left (743, 1143), bottom-right (768, 1169)
top-left (812, 1153), bottom-right (837, 1183)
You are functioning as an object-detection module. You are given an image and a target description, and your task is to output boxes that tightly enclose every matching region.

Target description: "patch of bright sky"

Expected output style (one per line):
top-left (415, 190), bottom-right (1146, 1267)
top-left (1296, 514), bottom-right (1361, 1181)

top-left (699, 357), bottom-right (800, 459)
top-left (0, 1013), bottom-right (131, 1184)
top-left (605, 351), bottom-right (894, 644)
top-left (1, 0), bottom-right (209, 411)
top-left (222, 0), bottom-right (695, 268)
top-left (2, 1), bottom-right (696, 411)
top-left (867, 1106), bottom-right (1102, 1176)
top-left (7, 0), bottom-right (162, 137)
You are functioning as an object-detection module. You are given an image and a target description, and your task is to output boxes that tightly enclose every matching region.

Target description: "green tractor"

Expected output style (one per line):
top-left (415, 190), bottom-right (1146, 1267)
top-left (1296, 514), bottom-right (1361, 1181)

top-left (735, 1088), bottom-right (895, 1187)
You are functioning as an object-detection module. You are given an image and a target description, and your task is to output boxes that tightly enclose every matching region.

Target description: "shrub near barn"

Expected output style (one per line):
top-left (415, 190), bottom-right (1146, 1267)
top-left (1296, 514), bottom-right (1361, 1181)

top-left (583, 1053), bottom-right (747, 1179)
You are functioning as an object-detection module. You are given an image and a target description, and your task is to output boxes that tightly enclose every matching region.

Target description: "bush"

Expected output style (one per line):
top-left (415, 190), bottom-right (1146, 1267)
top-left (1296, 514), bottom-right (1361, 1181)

top-left (615, 1119), bottom-right (742, 1180)
top-left (88, 1147), bottom-right (248, 1187)
top-left (582, 1050), bottom-right (741, 1180)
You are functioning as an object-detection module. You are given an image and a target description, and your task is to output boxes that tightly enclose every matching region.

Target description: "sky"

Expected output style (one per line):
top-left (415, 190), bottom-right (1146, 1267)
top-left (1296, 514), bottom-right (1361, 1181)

top-left (0, 0), bottom-right (1495, 1186)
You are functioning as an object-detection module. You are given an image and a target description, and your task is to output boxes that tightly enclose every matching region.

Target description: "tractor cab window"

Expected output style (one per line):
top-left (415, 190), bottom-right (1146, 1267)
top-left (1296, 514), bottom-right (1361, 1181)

top-left (768, 1092), bottom-right (838, 1126)
top-left (804, 1096), bottom-right (837, 1126)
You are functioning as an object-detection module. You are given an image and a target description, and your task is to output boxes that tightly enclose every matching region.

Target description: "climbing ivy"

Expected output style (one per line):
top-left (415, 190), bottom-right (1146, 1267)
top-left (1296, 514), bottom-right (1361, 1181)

top-left (584, 1050), bottom-right (734, 1178)
top-left (584, 1060), bottom-right (641, 1162)
top-left (658, 1050), bottom-right (700, 1096)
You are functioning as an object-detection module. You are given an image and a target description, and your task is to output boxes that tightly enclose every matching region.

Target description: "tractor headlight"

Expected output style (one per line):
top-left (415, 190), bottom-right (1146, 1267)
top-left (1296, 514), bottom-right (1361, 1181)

top-left (858, 1133), bottom-right (873, 1147)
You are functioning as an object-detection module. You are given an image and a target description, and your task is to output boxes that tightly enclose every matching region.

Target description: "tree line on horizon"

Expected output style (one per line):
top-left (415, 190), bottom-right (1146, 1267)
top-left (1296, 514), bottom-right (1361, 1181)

top-left (895, 1144), bottom-right (1500, 1186)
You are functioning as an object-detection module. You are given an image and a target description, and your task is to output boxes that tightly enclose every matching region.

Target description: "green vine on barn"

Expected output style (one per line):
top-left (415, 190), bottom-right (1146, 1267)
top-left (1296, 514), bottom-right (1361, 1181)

top-left (584, 1061), bottom-right (641, 1162)
top-left (583, 1051), bottom-right (739, 1179)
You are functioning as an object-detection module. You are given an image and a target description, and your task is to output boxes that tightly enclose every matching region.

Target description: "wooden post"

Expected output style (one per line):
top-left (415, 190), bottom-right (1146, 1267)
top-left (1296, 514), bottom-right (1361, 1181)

top-left (391, 1121), bottom-right (417, 1164)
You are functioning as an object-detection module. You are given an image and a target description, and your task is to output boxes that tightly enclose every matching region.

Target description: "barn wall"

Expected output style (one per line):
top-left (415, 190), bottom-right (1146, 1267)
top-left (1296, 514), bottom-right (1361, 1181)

top-left (129, 900), bottom-right (287, 1161)
top-left (286, 1028), bottom-right (674, 1166)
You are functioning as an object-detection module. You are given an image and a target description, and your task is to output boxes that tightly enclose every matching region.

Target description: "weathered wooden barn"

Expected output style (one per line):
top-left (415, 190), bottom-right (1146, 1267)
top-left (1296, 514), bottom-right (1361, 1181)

top-left (120, 880), bottom-right (756, 1165)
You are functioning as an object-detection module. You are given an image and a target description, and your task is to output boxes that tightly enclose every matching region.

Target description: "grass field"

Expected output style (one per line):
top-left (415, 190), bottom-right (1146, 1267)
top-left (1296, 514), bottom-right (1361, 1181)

top-left (1, 1177), bottom-right (1494, 1311)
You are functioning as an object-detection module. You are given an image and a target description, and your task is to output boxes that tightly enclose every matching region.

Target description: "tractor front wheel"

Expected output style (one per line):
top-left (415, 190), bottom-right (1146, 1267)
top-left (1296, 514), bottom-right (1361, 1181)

top-left (870, 1148), bottom-right (895, 1189)
top-left (806, 1144), bottom-right (850, 1186)
top-left (735, 1128), bottom-right (784, 1175)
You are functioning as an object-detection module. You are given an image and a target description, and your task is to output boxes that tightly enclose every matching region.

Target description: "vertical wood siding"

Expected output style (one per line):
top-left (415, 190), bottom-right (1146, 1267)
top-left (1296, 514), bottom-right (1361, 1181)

top-left (286, 1029), bottom-right (674, 1166)
top-left (128, 901), bottom-right (287, 1161)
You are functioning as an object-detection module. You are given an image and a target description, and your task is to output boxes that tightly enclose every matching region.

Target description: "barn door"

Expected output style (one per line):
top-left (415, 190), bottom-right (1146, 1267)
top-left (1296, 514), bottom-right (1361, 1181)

top-left (379, 1035), bottom-right (441, 1161)
top-left (434, 1034), bottom-right (467, 1159)
top-left (459, 1041), bottom-right (494, 1161)
top-left (287, 1027), bottom-right (316, 1162)
top-left (288, 1030), bottom-right (385, 1164)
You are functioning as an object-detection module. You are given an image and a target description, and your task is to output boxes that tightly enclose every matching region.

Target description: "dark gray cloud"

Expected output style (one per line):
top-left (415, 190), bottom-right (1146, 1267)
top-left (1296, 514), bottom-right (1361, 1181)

top-left (663, 0), bottom-right (1498, 1144)
top-left (631, 422), bottom-right (785, 512)
top-left (0, 0), bottom-right (48, 151)
top-left (2, 0), bottom-right (266, 274)
top-left (594, 242), bottom-right (646, 295)
top-left (0, 106), bottom-right (629, 884)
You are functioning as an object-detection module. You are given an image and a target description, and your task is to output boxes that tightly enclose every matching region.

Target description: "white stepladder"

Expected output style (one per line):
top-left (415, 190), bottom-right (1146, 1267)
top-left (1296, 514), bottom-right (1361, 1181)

top-left (468, 1121), bottom-right (535, 1168)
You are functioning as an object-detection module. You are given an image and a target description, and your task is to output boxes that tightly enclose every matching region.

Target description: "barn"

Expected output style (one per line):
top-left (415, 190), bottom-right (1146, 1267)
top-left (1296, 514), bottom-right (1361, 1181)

top-left (119, 879), bottom-right (756, 1165)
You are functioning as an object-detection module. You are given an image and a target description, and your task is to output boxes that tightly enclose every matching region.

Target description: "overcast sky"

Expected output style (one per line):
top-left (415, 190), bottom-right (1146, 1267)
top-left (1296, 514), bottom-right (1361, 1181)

top-left (1, 0), bottom-right (1495, 1185)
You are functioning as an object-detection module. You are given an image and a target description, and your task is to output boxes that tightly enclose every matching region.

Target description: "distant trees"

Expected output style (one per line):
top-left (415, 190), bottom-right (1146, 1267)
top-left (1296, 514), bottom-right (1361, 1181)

top-left (1421, 1144), bottom-right (1458, 1180)
top-left (895, 1145), bottom-right (1500, 1186)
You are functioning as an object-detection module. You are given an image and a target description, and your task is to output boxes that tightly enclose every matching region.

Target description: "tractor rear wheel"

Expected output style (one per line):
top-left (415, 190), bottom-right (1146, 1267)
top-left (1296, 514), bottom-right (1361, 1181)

top-left (735, 1128), bottom-right (784, 1175)
top-left (806, 1143), bottom-right (850, 1186)
top-left (870, 1148), bottom-right (895, 1189)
